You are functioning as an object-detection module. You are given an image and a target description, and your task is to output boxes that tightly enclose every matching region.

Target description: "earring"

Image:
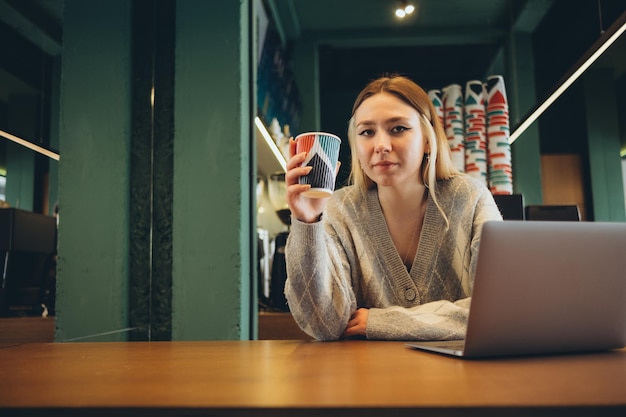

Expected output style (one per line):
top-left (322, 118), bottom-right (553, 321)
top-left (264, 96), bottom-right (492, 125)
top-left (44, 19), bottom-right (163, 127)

top-left (422, 153), bottom-right (430, 190)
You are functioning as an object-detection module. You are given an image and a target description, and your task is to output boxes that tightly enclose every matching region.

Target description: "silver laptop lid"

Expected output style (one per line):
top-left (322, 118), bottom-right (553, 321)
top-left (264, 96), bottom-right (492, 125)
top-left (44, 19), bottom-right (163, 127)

top-left (463, 220), bottom-right (626, 358)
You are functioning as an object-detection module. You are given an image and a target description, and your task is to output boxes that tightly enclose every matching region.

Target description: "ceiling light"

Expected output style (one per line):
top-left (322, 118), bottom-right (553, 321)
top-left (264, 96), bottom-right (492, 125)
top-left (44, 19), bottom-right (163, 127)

top-left (395, 1), bottom-right (415, 19)
top-left (0, 129), bottom-right (60, 161)
top-left (255, 117), bottom-right (286, 172)
top-left (509, 19), bottom-right (626, 144)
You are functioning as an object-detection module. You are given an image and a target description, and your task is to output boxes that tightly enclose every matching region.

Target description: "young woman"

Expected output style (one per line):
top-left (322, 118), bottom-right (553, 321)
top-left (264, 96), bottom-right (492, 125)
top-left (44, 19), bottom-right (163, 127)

top-left (284, 75), bottom-right (502, 341)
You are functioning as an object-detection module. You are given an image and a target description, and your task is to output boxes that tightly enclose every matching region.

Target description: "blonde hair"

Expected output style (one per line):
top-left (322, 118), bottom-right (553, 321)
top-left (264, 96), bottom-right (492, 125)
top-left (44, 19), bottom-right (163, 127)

top-left (347, 75), bottom-right (460, 225)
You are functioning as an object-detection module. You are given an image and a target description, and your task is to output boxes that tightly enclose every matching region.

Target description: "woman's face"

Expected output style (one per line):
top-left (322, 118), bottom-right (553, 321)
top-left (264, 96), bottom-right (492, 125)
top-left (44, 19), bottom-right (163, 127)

top-left (353, 92), bottom-right (428, 188)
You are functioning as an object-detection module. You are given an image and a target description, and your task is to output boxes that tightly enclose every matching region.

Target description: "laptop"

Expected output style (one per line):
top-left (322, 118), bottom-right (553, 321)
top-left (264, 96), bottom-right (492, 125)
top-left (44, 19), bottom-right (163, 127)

top-left (407, 220), bottom-right (626, 358)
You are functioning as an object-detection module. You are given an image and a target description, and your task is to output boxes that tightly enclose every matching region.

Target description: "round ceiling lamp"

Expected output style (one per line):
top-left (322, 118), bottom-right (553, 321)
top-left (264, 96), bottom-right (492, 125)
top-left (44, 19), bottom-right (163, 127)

top-left (395, 1), bottom-right (415, 18)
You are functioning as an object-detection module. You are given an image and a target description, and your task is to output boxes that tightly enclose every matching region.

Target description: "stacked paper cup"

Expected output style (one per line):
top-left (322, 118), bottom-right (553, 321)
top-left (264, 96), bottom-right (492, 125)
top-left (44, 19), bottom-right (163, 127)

top-left (442, 84), bottom-right (465, 172)
top-left (428, 89), bottom-right (444, 128)
top-left (463, 80), bottom-right (488, 186)
top-left (486, 75), bottom-right (513, 195)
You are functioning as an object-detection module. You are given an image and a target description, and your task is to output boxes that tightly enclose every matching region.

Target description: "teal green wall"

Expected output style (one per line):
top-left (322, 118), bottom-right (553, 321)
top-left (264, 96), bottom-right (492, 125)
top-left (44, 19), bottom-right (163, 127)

top-left (293, 41), bottom-right (320, 132)
top-left (56, 0), bottom-right (253, 341)
top-left (173, 0), bottom-right (253, 340)
top-left (56, 0), bottom-right (131, 341)
top-left (583, 69), bottom-right (626, 222)
top-left (506, 33), bottom-right (543, 205)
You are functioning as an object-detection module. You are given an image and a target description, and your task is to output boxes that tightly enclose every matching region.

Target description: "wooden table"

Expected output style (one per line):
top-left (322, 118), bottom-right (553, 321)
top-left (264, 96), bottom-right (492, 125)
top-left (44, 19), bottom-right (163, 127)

top-left (1, 340), bottom-right (625, 416)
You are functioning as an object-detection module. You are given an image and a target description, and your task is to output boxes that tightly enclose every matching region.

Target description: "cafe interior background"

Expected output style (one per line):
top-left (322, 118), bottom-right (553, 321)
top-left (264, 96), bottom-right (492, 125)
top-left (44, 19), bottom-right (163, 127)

top-left (0, 0), bottom-right (625, 342)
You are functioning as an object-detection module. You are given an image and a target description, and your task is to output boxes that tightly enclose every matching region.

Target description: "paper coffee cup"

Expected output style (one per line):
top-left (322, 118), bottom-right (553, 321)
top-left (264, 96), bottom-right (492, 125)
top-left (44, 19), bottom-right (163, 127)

top-left (295, 132), bottom-right (341, 198)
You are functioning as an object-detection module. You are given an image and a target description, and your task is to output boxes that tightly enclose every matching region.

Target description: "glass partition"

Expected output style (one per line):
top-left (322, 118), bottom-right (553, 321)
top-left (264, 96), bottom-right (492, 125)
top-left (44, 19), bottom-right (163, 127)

top-left (0, 1), bottom-right (60, 319)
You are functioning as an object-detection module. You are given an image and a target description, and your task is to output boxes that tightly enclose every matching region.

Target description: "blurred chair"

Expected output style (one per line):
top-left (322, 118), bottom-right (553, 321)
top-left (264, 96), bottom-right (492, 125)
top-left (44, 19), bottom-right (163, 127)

top-left (525, 205), bottom-right (581, 221)
top-left (0, 208), bottom-right (56, 317)
top-left (493, 194), bottom-right (525, 220)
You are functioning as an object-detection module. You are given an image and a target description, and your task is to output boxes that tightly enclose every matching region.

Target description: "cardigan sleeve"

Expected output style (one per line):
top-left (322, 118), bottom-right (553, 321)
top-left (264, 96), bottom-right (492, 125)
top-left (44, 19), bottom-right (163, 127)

top-left (284, 218), bottom-right (357, 341)
top-left (366, 298), bottom-right (471, 340)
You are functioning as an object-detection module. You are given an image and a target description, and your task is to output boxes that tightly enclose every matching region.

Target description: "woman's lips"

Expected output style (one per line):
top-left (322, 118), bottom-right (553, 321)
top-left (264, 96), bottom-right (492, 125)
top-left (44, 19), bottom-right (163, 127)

top-left (373, 161), bottom-right (396, 167)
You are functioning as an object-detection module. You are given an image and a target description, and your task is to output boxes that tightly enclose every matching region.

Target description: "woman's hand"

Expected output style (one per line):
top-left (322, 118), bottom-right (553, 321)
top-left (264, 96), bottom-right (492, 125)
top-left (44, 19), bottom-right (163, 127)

top-left (342, 308), bottom-right (369, 338)
top-left (285, 138), bottom-right (331, 223)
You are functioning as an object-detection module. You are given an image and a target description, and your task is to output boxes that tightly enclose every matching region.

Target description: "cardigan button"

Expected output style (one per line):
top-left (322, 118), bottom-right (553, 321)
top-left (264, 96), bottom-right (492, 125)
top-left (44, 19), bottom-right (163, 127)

top-left (404, 288), bottom-right (416, 301)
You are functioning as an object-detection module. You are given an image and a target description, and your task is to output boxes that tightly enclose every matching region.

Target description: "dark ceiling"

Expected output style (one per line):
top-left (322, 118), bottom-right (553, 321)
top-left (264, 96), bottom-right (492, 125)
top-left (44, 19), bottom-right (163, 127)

top-left (0, 0), bottom-right (63, 102)
top-left (267, 0), bottom-right (551, 48)
top-left (265, 0), bottom-right (555, 93)
top-left (1, 0), bottom-right (624, 102)
top-left (266, 0), bottom-right (625, 92)
top-left (0, 0), bottom-right (557, 104)
top-left (0, 0), bottom-right (62, 55)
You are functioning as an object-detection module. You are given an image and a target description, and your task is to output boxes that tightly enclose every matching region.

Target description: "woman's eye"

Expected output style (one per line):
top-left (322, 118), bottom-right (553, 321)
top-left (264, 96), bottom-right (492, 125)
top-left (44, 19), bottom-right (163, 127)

top-left (391, 125), bottom-right (409, 134)
top-left (358, 129), bottom-right (374, 136)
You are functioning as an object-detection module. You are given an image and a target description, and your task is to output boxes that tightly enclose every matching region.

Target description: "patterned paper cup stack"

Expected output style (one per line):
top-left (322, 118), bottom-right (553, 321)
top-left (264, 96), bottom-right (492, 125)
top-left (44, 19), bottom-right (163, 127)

top-left (295, 132), bottom-right (341, 198)
top-left (442, 84), bottom-right (465, 172)
top-left (463, 80), bottom-right (488, 186)
top-left (486, 75), bottom-right (512, 195)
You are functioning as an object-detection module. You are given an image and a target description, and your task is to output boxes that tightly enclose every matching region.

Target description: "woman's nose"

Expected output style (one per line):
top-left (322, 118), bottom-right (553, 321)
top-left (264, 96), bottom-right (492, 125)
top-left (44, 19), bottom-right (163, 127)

top-left (374, 133), bottom-right (391, 153)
